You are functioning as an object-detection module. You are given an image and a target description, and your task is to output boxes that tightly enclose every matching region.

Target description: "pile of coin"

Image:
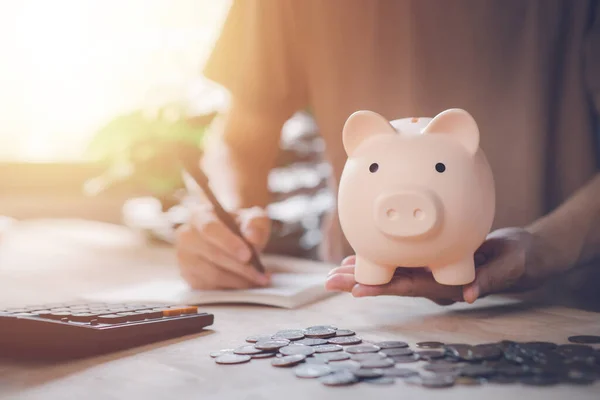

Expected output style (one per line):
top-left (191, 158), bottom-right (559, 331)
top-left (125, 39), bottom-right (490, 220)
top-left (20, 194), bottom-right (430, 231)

top-left (210, 326), bottom-right (600, 388)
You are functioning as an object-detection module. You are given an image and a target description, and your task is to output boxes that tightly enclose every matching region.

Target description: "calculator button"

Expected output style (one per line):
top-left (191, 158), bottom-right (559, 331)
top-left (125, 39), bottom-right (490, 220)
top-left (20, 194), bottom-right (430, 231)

top-left (13, 312), bottom-right (37, 317)
top-left (49, 308), bottom-right (71, 313)
top-left (134, 310), bottom-right (163, 319)
top-left (115, 312), bottom-right (147, 322)
top-left (68, 313), bottom-right (99, 322)
top-left (162, 306), bottom-right (198, 317)
top-left (46, 312), bottom-right (72, 320)
top-left (5, 308), bottom-right (28, 314)
top-left (24, 305), bottom-right (46, 312)
top-left (97, 314), bottom-right (128, 324)
top-left (107, 308), bottom-right (129, 313)
top-left (69, 306), bottom-right (90, 312)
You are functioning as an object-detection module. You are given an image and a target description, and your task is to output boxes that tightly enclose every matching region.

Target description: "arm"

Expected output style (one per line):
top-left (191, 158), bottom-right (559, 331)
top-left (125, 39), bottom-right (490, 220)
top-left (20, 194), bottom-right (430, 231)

top-left (201, 99), bottom-right (291, 210)
top-left (526, 173), bottom-right (600, 274)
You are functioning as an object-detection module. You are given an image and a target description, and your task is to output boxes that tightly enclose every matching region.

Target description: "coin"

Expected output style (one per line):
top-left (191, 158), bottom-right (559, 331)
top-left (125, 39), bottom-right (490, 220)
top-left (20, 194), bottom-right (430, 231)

top-left (294, 364), bottom-right (333, 378)
top-left (455, 376), bottom-right (484, 386)
top-left (423, 363), bottom-right (462, 373)
top-left (328, 336), bottom-right (362, 345)
top-left (359, 358), bottom-right (395, 369)
top-left (520, 374), bottom-right (560, 386)
top-left (314, 352), bottom-right (351, 362)
top-left (327, 360), bottom-right (361, 371)
top-left (210, 349), bottom-right (233, 358)
top-left (460, 365), bottom-right (496, 378)
top-left (407, 374), bottom-right (455, 388)
top-left (279, 344), bottom-right (316, 356)
top-left (444, 344), bottom-right (472, 359)
top-left (375, 341), bottom-right (408, 349)
top-left (382, 367), bottom-right (419, 378)
top-left (568, 335), bottom-right (600, 344)
top-left (352, 368), bottom-right (384, 379)
top-left (215, 354), bottom-right (252, 364)
top-left (416, 350), bottom-right (444, 360)
top-left (307, 325), bottom-right (337, 331)
top-left (254, 339), bottom-right (291, 352)
top-left (305, 357), bottom-right (328, 364)
top-left (380, 347), bottom-right (413, 357)
top-left (469, 344), bottom-right (503, 361)
top-left (271, 354), bottom-right (306, 367)
top-left (417, 341), bottom-right (444, 349)
top-left (296, 338), bottom-right (329, 346)
top-left (390, 354), bottom-right (420, 363)
top-left (273, 329), bottom-right (305, 341)
top-left (346, 344), bottom-right (381, 354)
top-left (350, 352), bottom-right (386, 362)
top-left (313, 344), bottom-right (343, 353)
top-left (564, 369), bottom-right (597, 385)
top-left (363, 376), bottom-right (395, 385)
top-left (251, 352), bottom-right (276, 359)
top-left (233, 345), bottom-right (264, 355)
top-left (523, 341), bottom-right (558, 351)
top-left (557, 344), bottom-right (594, 356)
top-left (335, 329), bottom-right (355, 337)
top-left (488, 375), bottom-right (518, 384)
top-left (319, 370), bottom-right (359, 386)
top-left (304, 328), bottom-right (337, 339)
top-left (245, 334), bottom-right (272, 343)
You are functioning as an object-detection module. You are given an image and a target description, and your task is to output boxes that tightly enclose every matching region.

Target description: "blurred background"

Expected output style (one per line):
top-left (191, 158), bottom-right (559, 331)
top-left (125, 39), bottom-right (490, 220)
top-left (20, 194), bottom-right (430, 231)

top-left (0, 0), bottom-right (331, 259)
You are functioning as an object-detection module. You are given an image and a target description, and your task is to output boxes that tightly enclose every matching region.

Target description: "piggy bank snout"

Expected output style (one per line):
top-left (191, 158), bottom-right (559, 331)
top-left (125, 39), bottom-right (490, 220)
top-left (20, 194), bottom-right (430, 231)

top-left (374, 189), bottom-right (441, 238)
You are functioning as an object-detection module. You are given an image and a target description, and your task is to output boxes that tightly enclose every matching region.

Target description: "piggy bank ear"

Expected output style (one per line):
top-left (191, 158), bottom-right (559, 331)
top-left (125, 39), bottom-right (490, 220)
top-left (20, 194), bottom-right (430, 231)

top-left (423, 109), bottom-right (480, 155)
top-left (342, 110), bottom-right (396, 156)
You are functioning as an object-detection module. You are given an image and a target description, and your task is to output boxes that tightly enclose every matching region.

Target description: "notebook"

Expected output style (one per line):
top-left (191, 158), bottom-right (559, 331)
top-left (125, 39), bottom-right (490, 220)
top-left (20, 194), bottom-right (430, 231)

top-left (83, 254), bottom-right (339, 309)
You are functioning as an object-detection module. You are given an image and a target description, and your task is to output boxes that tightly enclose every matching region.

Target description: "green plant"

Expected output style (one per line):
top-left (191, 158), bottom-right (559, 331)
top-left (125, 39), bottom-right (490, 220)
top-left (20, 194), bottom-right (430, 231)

top-left (84, 105), bottom-right (215, 197)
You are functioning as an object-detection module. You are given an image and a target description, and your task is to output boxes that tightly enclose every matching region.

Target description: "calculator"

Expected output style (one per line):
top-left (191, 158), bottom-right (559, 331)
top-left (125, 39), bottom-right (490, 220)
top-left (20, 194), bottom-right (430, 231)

top-left (0, 302), bottom-right (214, 360)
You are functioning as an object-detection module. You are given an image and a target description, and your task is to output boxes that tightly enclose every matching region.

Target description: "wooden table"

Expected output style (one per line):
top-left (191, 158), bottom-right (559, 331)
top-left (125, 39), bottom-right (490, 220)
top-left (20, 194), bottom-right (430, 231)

top-left (1, 219), bottom-right (599, 400)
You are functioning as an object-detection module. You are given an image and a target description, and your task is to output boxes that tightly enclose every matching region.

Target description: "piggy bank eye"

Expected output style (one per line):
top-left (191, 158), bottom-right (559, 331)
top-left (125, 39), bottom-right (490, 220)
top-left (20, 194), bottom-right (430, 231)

top-left (369, 163), bottom-right (379, 173)
top-left (435, 163), bottom-right (446, 173)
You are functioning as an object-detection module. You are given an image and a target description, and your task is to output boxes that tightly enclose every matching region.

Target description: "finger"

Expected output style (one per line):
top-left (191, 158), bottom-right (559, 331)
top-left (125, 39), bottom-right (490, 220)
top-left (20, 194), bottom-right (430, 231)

top-left (431, 298), bottom-right (457, 306)
top-left (191, 210), bottom-right (254, 263)
top-left (351, 270), bottom-right (463, 301)
top-left (325, 273), bottom-right (356, 292)
top-left (181, 260), bottom-right (262, 290)
top-left (462, 251), bottom-right (524, 303)
top-left (237, 207), bottom-right (271, 251)
top-left (327, 265), bottom-right (355, 276)
top-left (176, 225), bottom-right (269, 285)
top-left (341, 255), bottom-right (356, 266)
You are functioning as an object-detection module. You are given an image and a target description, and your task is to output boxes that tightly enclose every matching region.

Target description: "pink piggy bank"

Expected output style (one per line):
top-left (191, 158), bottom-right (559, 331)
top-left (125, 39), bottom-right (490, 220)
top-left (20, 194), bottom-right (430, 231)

top-left (337, 108), bottom-right (495, 286)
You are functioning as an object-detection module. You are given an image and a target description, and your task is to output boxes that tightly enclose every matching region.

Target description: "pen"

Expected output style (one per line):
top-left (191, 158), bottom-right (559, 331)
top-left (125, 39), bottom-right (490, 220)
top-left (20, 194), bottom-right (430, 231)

top-left (177, 149), bottom-right (266, 274)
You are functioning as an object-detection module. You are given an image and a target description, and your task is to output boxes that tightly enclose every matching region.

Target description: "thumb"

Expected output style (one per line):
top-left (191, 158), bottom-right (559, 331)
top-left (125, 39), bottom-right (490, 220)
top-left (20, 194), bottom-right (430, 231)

top-left (236, 207), bottom-right (271, 251)
top-left (462, 252), bottom-right (521, 304)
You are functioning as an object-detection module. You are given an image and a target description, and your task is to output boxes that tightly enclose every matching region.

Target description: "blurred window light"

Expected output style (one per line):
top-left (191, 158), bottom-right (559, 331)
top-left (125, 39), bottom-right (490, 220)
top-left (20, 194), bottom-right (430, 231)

top-left (0, 0), bottom-right (231, 162)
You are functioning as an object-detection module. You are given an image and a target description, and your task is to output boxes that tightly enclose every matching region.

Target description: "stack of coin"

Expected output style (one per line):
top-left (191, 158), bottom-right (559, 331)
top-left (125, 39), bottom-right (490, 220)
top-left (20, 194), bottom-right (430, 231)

top-left (210, 327), bottom-right (600, 388)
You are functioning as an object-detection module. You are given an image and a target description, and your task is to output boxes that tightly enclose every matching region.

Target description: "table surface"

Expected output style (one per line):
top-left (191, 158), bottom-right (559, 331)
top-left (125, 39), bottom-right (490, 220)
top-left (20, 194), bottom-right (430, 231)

top-left (1, 219), bottom-right (599, 400)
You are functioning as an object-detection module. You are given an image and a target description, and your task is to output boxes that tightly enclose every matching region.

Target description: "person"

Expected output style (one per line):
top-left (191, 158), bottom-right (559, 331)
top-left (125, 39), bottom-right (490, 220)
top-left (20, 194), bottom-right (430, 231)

top-left (175, 0), bottom-right (600, 305)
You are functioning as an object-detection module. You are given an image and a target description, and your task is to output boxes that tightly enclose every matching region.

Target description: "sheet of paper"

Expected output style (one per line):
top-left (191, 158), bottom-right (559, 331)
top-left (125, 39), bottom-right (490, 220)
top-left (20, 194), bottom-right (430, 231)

top-left (83, 272), bottom-right (335, 309)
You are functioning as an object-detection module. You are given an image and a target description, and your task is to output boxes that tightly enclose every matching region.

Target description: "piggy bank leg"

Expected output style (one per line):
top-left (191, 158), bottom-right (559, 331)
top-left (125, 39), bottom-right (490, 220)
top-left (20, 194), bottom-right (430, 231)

top-left (354, 256), bottom-right (396, 285)
top-left (431, 257), bottom-right (475, 286)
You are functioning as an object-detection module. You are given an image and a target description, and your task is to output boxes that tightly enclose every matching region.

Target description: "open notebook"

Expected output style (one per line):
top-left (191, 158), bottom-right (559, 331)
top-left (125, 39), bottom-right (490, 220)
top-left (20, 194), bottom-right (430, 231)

top-left (83, 254), bottom-right (339, 309)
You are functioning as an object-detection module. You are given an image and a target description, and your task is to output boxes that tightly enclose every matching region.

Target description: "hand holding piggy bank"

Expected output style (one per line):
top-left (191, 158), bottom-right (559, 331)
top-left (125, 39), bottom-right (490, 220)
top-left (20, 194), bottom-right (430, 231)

top-left (337, 109), bottom-right (495, 286)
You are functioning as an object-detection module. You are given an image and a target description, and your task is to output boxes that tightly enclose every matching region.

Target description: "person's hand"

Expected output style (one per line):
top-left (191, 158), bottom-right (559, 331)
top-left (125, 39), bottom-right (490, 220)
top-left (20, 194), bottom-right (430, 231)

top-left (325, 227), bottom-right (550, 305)
top-left (175, 205), bottom-right (272, 290)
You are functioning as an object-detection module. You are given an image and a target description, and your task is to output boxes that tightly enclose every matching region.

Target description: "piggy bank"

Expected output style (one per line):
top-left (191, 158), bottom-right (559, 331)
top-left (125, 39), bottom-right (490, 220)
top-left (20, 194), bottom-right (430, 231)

top-left (337, 108), bottom-right (495, 286)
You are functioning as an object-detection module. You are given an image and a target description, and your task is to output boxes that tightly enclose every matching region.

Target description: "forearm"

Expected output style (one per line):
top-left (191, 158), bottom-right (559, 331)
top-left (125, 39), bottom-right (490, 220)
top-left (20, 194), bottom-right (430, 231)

top-left (201, 98), bottom-right (287, 211)
top-left (526, 173), bottom-right (600, 273)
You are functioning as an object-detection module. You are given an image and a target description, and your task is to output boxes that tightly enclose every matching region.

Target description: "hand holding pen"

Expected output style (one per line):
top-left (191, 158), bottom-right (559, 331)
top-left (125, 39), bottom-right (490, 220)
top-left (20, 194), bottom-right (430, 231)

top-left (174, 152), bottom-right (272, 290)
